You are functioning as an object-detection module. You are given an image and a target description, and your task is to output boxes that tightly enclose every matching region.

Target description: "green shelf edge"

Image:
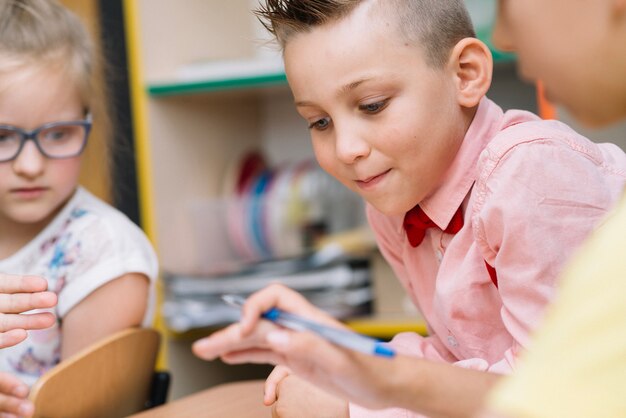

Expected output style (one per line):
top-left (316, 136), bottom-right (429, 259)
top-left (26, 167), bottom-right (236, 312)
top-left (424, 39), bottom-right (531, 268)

top-left (148, 72), bottom-right (288, 97)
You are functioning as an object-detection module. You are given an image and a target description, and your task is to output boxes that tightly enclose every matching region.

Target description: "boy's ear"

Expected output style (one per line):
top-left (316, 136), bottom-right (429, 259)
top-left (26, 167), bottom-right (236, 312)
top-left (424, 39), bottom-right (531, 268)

top-left (448, 38), bottom-right (493, 108)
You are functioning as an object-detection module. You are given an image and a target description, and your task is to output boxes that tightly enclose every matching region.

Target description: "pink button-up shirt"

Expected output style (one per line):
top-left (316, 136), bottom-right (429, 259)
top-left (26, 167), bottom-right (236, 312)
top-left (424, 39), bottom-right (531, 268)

top-left (351, 98), bottom-right (626, 417)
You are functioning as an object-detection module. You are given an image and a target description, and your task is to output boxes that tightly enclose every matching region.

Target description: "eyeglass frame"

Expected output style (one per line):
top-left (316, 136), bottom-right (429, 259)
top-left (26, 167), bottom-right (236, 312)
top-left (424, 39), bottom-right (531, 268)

top-left (0, 113), bottom-right (92, 163)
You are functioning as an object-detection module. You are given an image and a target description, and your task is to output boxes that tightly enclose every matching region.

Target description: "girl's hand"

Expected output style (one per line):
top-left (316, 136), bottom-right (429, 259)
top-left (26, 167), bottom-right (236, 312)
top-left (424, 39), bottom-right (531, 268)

top-left (0, 274), bottom-right (57, 349)
top-left (0, 371), bottom-right (34, 417)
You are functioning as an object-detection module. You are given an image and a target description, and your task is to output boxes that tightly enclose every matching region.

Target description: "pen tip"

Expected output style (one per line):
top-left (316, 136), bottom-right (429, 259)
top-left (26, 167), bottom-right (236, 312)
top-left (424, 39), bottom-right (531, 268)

top-left (222, 294), bottom-right (246, 308)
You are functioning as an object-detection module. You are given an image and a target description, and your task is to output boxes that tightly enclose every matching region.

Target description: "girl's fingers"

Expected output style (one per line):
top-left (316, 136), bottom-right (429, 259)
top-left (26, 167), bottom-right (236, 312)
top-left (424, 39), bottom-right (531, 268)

top-left (0, 275), bottom-right (48, 294)
top-left (0, 330), bottom-right (27, 349)
top-left (0, 312), bottom-right (56, 333)
top-left (0, 372), bottom-right (34, 417)
top-left (0, 292), bottom-right (57, 314)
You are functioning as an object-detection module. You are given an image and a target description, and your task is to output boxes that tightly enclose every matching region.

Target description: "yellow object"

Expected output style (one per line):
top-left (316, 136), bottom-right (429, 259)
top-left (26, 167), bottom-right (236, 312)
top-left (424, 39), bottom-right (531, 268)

top-left (487, 193), bottom-right (626, 418)
top-left (122, 0), bottom-right (168, 370)
top-left (30, 328), bottom-right (161, 418)
top-left (315, 225), bottom-right (378, 254)
top-left (346, 316), bottom-right (428, 340)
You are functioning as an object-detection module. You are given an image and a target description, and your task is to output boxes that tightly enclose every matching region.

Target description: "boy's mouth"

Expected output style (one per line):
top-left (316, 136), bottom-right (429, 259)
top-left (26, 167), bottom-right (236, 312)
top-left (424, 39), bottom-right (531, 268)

top-left (356, 169), bottom-right (391, 187)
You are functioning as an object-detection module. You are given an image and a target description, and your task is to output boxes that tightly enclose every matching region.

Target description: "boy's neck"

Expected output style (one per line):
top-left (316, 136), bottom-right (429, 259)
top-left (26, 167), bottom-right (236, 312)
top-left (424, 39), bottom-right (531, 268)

top-left (462, 104), bottom-right (480, 134)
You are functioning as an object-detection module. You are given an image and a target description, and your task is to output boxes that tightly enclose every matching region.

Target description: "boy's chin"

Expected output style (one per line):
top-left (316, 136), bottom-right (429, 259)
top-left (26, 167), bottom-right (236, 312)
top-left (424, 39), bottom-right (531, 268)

top-left (367, 200), bottom-right (410, 217)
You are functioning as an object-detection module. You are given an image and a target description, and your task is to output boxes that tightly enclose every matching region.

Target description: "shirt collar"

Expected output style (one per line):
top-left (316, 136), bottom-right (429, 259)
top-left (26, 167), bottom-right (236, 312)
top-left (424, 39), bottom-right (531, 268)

top-left (419, 97), bottom-right (504, 230)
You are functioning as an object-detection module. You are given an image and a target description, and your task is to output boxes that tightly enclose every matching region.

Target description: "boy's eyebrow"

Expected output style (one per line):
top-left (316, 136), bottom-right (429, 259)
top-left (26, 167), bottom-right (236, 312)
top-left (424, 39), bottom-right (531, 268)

top-left (340, 78), bottom-right (370, 95)
top-left (294, 77), bottom-right (377, 107)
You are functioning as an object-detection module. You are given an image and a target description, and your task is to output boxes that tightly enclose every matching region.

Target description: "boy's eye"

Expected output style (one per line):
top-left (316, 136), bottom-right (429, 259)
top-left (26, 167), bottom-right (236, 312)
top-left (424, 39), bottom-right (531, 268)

top-left (359, 100), bottom-right (388, 114)
top-left (308, 117), bottom-right (331, 131)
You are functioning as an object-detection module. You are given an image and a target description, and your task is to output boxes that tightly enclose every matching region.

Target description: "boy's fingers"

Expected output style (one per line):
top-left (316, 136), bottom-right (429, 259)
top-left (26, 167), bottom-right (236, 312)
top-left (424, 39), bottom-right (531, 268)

top-left (221, 348), bottom-right (285, 366)
top-left (0, 312), bottom-right (56, 334)
top-left (0, 292), bottom-right (57, 314)
top-left (240, 284), bottom-right (337, 334)
top-left (239, 284), bottom-right (295, 334)
top-left (264, 365), bottom-right (291, 405)
top-left (192, 323), bottom-right (244, 360)
top-left (267, 329), bottom-right (353, 376)
top-left (194, 318), bottom-right (282, 361)
top-left (240, 284), bottom-right (317, 331)
top-left (0, 275), bottom-right (48, 294)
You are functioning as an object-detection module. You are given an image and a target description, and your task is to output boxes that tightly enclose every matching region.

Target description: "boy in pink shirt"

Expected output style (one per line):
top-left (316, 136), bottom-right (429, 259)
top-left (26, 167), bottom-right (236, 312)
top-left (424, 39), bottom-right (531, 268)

top-left (366, 96), bottom-right (624, 376)
top-left (193, 0), bottom-right (626, 417)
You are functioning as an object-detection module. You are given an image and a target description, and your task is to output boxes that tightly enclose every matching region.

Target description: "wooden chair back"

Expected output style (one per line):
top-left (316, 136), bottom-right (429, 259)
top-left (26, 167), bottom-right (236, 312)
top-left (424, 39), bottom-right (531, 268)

top-left (29, 327), bottom-right (161, 418)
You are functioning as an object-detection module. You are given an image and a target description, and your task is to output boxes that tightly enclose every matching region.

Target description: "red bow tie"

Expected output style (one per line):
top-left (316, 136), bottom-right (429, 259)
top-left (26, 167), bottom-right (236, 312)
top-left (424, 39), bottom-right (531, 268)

top-left (403, 205), bottom-right (464, 247)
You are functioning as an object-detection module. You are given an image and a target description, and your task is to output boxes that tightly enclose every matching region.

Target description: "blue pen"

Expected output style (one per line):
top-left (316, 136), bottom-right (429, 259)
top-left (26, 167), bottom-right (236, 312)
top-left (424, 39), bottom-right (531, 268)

top-left (222, 294), bottom-right (395, 358)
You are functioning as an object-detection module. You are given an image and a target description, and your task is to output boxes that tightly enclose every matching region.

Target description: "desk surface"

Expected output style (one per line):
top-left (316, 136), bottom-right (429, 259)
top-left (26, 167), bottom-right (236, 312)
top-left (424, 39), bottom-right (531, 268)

top-left (128, 380), bottom-right (270, 418)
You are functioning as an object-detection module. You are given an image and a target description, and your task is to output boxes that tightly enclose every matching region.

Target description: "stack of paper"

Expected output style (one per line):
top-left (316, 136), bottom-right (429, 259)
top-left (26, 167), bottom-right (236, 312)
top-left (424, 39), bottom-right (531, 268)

top-left (162, 256), bottom-right (372, 332)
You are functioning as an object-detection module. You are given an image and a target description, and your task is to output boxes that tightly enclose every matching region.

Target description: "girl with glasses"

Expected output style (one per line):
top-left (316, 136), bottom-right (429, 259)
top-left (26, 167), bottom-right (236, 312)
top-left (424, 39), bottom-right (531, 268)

top-left (0, 1), bottom-right (158, 414)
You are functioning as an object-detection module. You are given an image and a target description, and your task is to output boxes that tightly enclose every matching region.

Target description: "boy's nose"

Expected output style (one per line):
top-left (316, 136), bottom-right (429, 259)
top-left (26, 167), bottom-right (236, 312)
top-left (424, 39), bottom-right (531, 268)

top-left (335, 127), bottom-right (370, 164)
top-left (12, 141), bottom-right (46, 178)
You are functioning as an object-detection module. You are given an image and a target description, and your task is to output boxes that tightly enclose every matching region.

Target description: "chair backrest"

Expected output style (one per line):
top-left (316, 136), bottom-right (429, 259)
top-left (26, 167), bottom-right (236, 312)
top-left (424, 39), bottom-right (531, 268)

top-left (29, 327), bottom-right (161, 418)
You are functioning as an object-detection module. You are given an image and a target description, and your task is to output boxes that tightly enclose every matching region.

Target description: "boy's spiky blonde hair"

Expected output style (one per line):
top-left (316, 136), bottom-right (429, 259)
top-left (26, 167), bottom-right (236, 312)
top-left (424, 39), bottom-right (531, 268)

top-left (255, 0), bottom-right (476, 68)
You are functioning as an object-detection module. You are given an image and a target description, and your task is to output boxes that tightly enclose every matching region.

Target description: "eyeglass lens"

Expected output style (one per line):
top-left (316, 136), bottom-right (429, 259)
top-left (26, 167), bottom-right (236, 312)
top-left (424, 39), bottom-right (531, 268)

top-left (0, 123), bottom-right (88, 161)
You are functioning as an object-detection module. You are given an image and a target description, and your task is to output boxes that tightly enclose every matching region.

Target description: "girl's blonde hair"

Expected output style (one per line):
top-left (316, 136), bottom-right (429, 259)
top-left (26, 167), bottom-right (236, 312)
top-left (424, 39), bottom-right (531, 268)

top-left (0, 0), bottom-right (112, 190)
top-left (256, 0), bottom-right (476, 68)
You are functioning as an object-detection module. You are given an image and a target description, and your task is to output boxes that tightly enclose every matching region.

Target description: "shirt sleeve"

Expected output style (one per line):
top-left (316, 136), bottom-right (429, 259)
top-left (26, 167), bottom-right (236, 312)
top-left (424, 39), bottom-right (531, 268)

top-left (56, 212), bottom-right (158, 326)
top-left (472, 137), bottom-right (624, 369)
top-left (486, 195), bottom-right (626, 418)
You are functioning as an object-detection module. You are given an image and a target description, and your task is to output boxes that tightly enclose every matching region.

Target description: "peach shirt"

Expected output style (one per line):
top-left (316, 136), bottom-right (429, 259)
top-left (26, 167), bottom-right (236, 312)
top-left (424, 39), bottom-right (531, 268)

top-left (351, 98), bottom-right (626, 417)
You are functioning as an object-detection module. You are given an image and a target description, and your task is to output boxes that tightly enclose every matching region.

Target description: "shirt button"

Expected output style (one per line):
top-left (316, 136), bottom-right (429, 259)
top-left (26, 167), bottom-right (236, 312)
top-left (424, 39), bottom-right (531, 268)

top-left (435, 250), bottom-right (444, 263)
top-left (447, 335), bottom-right (459, 347)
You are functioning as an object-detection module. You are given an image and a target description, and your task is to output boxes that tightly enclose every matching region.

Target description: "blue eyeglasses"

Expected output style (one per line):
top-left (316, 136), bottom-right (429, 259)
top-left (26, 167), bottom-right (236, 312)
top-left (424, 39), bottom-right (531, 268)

top-left (0, 114), bottom-right (92, 162)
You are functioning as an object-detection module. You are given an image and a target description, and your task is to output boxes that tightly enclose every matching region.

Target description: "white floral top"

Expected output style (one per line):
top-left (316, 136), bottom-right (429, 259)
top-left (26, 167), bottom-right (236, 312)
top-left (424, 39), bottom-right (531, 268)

top-left (0, 187), bottom-right (158, 386)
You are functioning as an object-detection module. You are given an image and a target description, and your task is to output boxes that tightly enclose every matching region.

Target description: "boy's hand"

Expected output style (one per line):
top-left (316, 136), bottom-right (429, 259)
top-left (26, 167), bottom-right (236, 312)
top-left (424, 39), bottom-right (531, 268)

top-left (271, 374), bottom-right (348, 418)
top-left (192, 283), bottom-right (344, 365)
top-left (192, 284), bottom-right (402, 410)
top-left (0, 274), bottom-right (57, 348)
top-left (0, 371), bottom-right (34, 417)
top-left (237, 284), bottom-right (344, 334)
